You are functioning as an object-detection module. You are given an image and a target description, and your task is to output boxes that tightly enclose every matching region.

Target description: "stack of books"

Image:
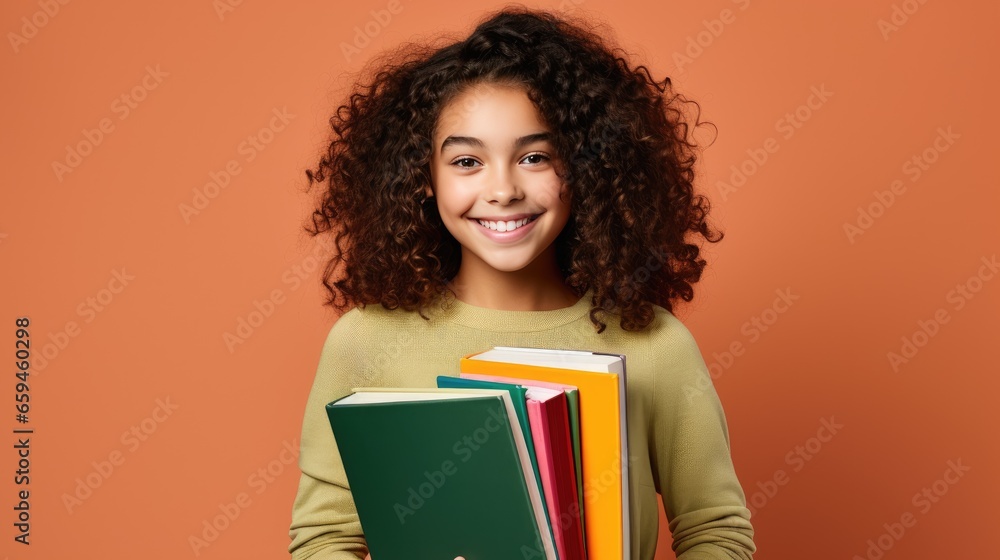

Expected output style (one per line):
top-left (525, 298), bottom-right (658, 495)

top-left (326, 346), bottom-right (629, 560)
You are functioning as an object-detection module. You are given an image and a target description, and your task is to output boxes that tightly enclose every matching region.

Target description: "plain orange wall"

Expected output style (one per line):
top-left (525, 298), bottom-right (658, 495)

top-left (1, 0), bottom-right (997, 558)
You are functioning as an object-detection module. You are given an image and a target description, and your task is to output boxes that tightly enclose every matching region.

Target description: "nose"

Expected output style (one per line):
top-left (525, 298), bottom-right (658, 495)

top-left (486, 166), bottom-right (523, 205)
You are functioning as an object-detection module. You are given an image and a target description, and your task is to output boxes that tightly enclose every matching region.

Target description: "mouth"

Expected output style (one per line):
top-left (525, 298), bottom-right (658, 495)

top-left (469, 214), bottom-right (540, 232)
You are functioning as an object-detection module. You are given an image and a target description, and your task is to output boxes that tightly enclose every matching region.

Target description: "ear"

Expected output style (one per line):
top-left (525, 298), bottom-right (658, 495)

top-left (422, 183), bottom-right (434, 198)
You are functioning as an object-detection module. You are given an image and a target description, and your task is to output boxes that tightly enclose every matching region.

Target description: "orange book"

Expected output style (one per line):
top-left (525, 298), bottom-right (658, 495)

top-left (461, 347), bottom-right (628, 560)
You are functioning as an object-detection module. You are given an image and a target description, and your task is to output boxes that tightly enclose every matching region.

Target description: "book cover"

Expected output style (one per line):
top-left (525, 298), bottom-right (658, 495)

top-left (326, 389), bottom-right (556, 560)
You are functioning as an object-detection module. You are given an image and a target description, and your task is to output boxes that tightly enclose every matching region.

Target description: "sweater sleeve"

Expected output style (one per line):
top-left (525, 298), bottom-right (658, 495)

top-left (650, 314), bottom-right (756, 559)
top-left (288, 311), bottom-right (369, 560)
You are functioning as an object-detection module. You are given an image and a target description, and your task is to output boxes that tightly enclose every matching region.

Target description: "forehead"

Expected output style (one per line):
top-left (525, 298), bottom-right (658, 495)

top-left (433, 82), bottom-right (548, 141)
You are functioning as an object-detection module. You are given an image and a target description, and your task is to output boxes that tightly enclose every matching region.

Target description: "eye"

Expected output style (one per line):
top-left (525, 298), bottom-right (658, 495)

top-left (451, 157), bottom-right (481, 168)
top-left (521, 152), bottom-right (550, 165)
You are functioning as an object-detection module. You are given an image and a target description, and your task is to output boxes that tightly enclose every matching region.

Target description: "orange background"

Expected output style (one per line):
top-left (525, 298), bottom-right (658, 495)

top-left (2, 0), bottom-right (997, 558)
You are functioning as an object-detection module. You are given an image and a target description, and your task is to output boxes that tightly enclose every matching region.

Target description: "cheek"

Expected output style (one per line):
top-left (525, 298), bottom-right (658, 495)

top-left (535, 181), bottom-right (572, 211)
top-left (433, 180), bottom-right (470, 218)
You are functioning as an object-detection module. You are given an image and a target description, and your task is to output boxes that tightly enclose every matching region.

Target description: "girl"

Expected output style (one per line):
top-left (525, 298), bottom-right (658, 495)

top-left (289, 6), bottom-right (755, 560)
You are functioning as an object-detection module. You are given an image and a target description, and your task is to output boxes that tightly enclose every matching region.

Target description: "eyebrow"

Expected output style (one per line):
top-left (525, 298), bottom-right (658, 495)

top-left (439, 132), bottom-right (553, 154)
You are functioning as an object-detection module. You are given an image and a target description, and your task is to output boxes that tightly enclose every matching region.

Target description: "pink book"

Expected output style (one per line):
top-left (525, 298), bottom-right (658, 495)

top-left (525, 387), bottom-right (587, 560)
top-left (463, 373), bottom-right (577, 394)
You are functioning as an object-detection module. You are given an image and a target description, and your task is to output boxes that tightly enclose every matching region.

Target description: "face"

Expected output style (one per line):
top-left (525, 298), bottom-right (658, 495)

top-left (427, 82), bottom-right (571, 282)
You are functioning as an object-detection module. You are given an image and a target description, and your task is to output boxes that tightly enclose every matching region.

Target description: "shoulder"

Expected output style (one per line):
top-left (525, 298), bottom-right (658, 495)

top-left (312, 304), bottom-right (432, 390)
top-left (652, 304), bottom-right (710, 376)
top-left (603, 303), bottom-right (710, 397)
top-left (320, 303), bottom-right (432, 352)
top-left (603, 303), bottom-right (704, 367)
top-left (328, 302), bottom-right (422, 331)
top-left (648, 304), bottom-right (702, 354)
top-left (642, 305), bottom-right (725, 410)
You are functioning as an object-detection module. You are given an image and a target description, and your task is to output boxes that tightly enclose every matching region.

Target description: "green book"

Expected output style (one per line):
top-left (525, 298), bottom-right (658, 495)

top-left (326, 389), bottom-right (557, 560)
top-left (436, 375), bottom-right (557, 555)
top-left (459, 372), bottom-right (586, 550)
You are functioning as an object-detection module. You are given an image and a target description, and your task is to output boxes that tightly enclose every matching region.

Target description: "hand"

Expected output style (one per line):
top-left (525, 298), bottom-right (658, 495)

top-left (364, 555), bottom-right (465, 560)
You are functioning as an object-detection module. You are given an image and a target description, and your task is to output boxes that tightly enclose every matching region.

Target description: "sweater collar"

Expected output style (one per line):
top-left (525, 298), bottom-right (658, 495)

top-left (435, 288), bottom-right (595, 332)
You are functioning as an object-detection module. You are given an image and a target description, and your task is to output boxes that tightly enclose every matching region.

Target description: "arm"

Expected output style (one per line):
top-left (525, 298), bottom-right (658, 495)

top-left (288, 311), bottom-right (369, 560)
top-left (650, 314), bottom-right (756, 559)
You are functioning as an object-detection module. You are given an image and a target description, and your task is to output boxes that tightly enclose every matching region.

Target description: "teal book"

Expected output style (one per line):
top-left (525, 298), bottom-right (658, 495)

top-left (436, 375), bottom-right (557, 555)
top-left (326, 389), bottom-right (557, 560)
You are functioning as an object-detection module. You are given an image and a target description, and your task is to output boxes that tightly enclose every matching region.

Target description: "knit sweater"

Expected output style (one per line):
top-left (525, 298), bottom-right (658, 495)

top-left (288, 290), bottom-right (756, 559)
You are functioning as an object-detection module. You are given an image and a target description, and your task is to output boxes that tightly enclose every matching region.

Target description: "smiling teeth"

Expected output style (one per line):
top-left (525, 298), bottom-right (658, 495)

top-left (477, 216), bottom-right (536, 232)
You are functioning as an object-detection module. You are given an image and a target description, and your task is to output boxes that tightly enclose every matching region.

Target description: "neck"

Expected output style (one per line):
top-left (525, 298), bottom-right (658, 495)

top-left (448, 247), bottom-right (578, 311)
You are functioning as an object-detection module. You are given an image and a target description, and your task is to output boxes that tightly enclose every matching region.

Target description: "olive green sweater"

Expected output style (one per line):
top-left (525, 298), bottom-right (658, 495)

top-left (288, 290), bottom-right (755, 559)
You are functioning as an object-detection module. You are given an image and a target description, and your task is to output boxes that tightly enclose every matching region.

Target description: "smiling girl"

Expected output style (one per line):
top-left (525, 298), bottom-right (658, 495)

top-left (289, 7), bottom-right (755, 560)
top-left (427, 82), bottom-right (577, 311)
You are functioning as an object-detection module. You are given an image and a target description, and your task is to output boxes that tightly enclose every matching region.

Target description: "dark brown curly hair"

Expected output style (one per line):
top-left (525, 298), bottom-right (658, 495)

top-left (304, 5), bottom-right (722, 333)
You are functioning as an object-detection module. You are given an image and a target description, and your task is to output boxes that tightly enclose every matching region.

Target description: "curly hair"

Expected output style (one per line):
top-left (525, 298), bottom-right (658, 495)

top-left (304, 5), bottom-right (722, 333)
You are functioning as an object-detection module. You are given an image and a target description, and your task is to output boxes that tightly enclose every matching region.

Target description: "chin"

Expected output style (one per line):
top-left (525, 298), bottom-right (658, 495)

top-left (482, 259), bottom-right (532, 273)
